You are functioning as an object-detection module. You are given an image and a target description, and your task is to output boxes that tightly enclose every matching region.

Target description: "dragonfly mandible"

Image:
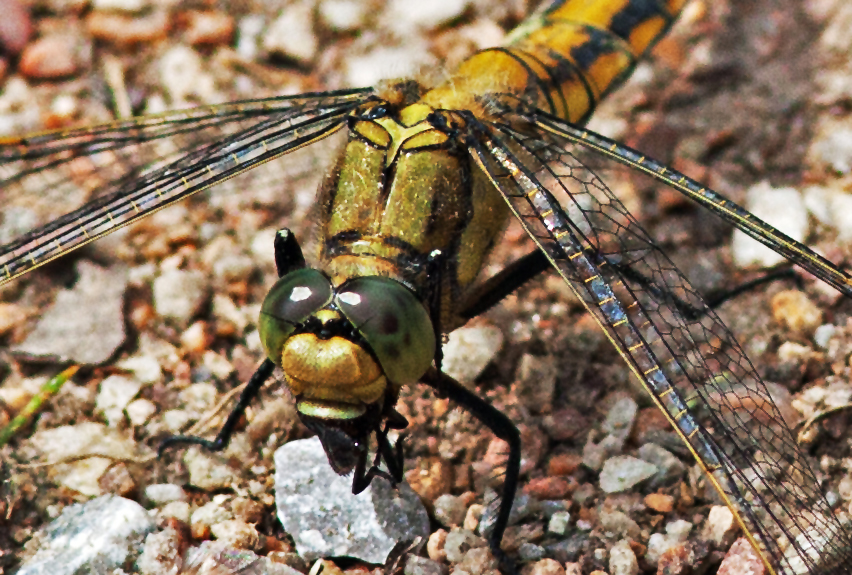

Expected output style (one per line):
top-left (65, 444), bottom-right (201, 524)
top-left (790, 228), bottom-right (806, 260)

top-left (1, 0), bottom-right (851, 573)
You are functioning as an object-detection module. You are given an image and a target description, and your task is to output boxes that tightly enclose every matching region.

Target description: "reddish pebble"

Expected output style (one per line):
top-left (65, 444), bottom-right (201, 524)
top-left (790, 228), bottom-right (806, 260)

top-left (656, 543), bottom-right (695, 575)
top-left (548, 453), bottom-right (583, 476)
top-left (543, 406), bottom-right (589, 441)
top-left (717, 538), bottom-right (765, 575)
top-left (405, 457), bottom-right (453, 504)
top-left (644, 493), bottom-right (675, 514)
top-left (87, 10), bottom-right (169, 46)
top-left (19, 35), bottom-right (79, 79)
top-left (0, 0), bottom-right (32, 54)
top-left (524, 476), bottom-right (574, 500)
top-left (183, 10), bottom-right (234, 46)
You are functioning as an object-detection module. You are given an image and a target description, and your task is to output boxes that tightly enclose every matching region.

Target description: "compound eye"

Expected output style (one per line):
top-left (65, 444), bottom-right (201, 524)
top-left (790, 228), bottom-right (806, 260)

top-left (336, 277), bottom-right (435, 385)
top-left (259, 269), bottom-right (333, 364)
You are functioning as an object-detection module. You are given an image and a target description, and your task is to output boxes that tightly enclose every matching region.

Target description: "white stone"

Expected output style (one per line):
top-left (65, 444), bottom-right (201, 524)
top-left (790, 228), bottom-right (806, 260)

top-left (96, 375), bottom-right (143, 426)
top-left (732, 182), bottom-right (808, 268)
top-left (609, 538), bottom-right (639, 575)
top-left (384, 0), bottom-right (470, 30)
top-left (319, 0), bottom-right (368, 31)
top-left (263, 2), bottom-right (318, 63)
top-left (441, 325), bottom-right (503, 385)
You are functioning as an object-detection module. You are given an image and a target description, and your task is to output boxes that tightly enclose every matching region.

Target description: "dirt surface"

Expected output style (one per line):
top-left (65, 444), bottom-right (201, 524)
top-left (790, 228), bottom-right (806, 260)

top-left (2, 0), bottom-right (852, 574)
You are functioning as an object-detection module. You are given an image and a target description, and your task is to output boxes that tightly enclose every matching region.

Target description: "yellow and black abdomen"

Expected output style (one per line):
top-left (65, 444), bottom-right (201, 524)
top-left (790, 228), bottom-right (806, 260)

top-left (423, 0), bottom-right (686, 123)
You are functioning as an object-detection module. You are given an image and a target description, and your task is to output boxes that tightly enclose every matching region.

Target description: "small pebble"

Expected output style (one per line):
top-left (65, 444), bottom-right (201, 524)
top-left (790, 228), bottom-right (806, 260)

top-left (599, 509), bottom-right (640, 540)
top-left (441, 325), bottom-right (503, 385)
top-left (548, 453), bottom-right (583, 476)
top-left (319, 0), bottom-right (368, 31)
top-left (137, 528), bottom-right (182, 575)
top-left (645, 520), bottom-right (693, 565)
top-left (644, 493), bottom-right (674, 513)
top-left (514, 353), bottom-right (557, 412)
top-left (384, 0), bottom-right (470, 30)
top-left (771, 290), bottom-right (823, 334)
top-left (608, 539), bottom-right (639, 575)
top-left (434, 493), bottom-right (468, 527)
top-left (547, 511), bottom-right (571, 536)
top-left (599, 456), bottom-right (658, 493)
top-left (184, 447), bottom-right (240, 490)
top-left (145, 483), bottom-right (186, 504)
top-left (656, 543), bottom-right (695, 575)
top-left (263, 2), bottom-right (317, 63)
top-left (0, 0), bottom-right (32, 54)
top-left (160, 501), bottom-right (191, 523)
top-left (210, 520), bottom-right (260, 550)
top-left (427, 529), bottom-right (448, 562)
top-left (87, 10), bottom-right (169, 45)
top-left (153, 268), bottom-right (209, 324)
top-left (458, 546), bottom-right (498, 575)
top-left (19, 35), bottom-right (81, 79)
top-left (732, 183), bottom-right (807, 268)
top-left (443, 529), bottom-right (486, 563)
top-left (717, 538), bottom-right (766, 575)
top-left (183, 10), bottom-right (234, 46)
top-left (524, 477), bottom-right (573, 500)
top-left (518, 543), bottom-right (547, 562)
top-left (702, 505), bottom-right (737, 546)
top-left (404, 556), bottom-right (446, 575)
top-left (96, 375), bottom-right (142, 426)
top-left (406, 457), bottom-right (454, 504)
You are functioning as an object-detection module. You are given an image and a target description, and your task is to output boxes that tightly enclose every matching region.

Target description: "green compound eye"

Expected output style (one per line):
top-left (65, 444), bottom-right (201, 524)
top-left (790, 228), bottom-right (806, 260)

top-left (259, 268), bottom-right (333, 364)
top-left (336, 277), bottom-right (435, 385)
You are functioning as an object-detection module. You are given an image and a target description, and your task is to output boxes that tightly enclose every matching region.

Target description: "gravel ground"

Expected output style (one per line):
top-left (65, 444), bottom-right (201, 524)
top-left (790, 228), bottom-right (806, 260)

top-left (2, 0), bottom-right (852, 574)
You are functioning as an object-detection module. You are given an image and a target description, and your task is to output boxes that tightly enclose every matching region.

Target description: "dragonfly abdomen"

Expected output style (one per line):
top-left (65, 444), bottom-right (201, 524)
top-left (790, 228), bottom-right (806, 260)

top-left (423, 0), bottom-right (685, 123)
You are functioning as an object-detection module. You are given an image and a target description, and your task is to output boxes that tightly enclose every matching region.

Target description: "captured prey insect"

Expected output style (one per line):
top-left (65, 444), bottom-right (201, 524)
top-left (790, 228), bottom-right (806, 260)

top-left (3, 0), bottom-right (852, 573)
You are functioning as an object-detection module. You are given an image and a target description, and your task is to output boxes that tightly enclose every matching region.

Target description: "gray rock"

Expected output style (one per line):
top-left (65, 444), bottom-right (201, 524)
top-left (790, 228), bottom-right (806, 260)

top-left (636, 443), bottom-right (686, 487)
top-left (14, 261), bottom-right (126, 364)
top-left (152, 267), bottom-right (208, 323)
top-left (16, 495), bottom-right (155, 575)
top-left (273, 437), bottom-right (429, 563)
top-left (599, 456), bottom-right (658, 494)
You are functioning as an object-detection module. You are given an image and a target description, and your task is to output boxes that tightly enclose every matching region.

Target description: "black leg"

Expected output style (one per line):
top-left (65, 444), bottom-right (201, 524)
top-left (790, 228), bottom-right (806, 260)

top-left (158, 359), bottom-right (276, 456)
top-left (462, 248), bottom-right (800, 322)
top-left (421, 367), bottom-right (520, 553)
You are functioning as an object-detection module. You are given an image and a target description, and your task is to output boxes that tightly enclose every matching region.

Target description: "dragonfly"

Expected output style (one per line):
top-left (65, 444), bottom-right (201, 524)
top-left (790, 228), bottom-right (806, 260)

top-left (2, 0), bottom-right (852, 573)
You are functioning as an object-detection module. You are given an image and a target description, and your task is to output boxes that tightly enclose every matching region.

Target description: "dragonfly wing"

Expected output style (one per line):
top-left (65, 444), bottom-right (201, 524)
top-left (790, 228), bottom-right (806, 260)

top-left (469, 116), bottom-right (852, 575)
top-left (0, 89), bottom-right (372, 286)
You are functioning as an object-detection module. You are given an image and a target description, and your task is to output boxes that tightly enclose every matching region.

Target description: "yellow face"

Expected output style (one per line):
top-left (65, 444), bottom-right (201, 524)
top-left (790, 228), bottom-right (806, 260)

top-left (258, 268), bottom-right (435, 422)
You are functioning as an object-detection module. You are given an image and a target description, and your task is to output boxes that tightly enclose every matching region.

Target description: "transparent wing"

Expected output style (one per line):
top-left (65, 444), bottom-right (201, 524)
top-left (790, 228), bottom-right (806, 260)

top-left (0, 88), bottom-right (373, 286)
top-left (469, 114), bottom-right (852, 575)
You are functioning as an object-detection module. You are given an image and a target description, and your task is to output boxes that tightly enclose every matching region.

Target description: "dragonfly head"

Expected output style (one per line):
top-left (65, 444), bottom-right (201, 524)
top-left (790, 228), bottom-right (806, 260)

top-left (258, 268), bottom-right (435, 471)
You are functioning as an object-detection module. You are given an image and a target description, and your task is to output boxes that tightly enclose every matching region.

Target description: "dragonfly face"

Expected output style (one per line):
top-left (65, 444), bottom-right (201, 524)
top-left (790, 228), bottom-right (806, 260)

top-left (258, 267), bottom-right (434, 474)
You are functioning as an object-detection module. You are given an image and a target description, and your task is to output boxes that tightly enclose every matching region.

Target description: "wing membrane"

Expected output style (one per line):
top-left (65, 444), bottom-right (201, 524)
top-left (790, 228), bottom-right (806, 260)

top-left (469, 114), bottom-right (852, 575)
top-left (0, 89), bottom-right (372, 286)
